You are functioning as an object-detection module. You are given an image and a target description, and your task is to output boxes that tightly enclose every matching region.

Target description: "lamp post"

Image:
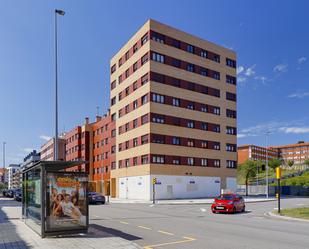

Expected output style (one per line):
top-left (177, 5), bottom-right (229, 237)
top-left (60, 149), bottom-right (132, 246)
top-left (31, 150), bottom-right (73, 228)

top-left (265, 131), bottom-right (271, 198)
top-left (2, 142), bottom-right (6, 168)
top-left (54, 9), bottom-right (65, 160)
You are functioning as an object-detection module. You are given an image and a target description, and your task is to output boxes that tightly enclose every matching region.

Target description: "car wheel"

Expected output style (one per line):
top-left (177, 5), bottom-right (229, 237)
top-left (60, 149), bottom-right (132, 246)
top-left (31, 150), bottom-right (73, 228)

top-left (242, 206), bottom-right (245, 212)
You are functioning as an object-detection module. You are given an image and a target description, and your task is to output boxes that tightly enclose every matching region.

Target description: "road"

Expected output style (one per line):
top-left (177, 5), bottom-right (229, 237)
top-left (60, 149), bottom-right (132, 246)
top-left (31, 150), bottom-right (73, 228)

top-left (89, 198), bottom-right (309, 249)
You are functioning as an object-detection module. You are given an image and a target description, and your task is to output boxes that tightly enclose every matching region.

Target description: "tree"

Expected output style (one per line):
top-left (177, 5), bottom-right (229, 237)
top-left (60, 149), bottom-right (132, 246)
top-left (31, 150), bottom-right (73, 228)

top-left (268, 158), bottom-right (281, 170)
top-left (304, 159), bottom-right (309, 169)
top-left (237, 160), bottom-right (257, 196)
top-left (287, 160), bottom-right (294, 168)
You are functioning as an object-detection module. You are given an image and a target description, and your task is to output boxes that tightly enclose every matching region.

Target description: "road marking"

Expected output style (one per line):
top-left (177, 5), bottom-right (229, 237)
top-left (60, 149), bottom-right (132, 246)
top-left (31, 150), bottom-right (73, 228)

top-left (200, 208), bottom-right (207, 212)
top-left (158, 230), bottom-right (174, 236)
top-left (92, 215), bottom-right (99, 218)
top-left (138, 225), bottom-right (152, 230)
top-left (120, 221), bottom-right (129, 225)
top-left (144, 236), bottom-right (196, 249)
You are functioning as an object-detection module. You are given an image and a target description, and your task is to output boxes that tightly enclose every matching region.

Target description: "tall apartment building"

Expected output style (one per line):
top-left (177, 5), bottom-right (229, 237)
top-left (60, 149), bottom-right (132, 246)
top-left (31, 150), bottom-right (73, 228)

top-left (92, 112), bottom-right (115, 195)
top-left (7, 164), bottom-right (20, 189)
top-left (238, 144), bottom-right (279, 164)
top-left (20, 150), bottom-right (40, 170)
top-left (65, 118), bottom-right (93, 174)
top-left (270, 141), bottom-right (309, 166)
top-left (40, 136), bottom-right (66, 161)
top-left (109, 19), bottom-right (237, 200)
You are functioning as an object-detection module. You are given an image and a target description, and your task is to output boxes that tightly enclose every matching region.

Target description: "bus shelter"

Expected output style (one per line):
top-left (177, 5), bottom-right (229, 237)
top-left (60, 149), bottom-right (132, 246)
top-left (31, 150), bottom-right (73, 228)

top-left (22, 161), bottom-right (89, 238)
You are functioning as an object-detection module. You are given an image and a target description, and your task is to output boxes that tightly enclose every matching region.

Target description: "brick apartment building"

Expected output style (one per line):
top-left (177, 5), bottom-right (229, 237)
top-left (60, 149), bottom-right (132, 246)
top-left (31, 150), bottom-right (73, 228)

top-left (237, 144), bottom-right (279, 165)
top-left (40, 136), bottom-right (66, 161)
top-left (107, 19), bottom-right (237, 200)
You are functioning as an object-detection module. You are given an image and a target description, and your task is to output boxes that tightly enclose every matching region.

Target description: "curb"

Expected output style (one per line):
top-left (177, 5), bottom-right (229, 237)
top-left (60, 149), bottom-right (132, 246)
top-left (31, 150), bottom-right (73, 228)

top-left (266, 211), bottom-right (309, 223)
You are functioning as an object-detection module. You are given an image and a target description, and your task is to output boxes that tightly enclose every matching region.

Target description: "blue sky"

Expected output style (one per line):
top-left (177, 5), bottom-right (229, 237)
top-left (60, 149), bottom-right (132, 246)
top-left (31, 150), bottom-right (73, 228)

top-left (1, 0), bottom-right (309, 165)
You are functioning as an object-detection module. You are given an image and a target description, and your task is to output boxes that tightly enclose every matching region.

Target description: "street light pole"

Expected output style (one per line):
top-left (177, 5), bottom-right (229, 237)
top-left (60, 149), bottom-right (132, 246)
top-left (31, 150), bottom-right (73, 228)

top-left (54, 9), bottom-right (65, 161)
top-left (265, 132), bottom-right (270, 198)
top-left (2, 142), bottom-right (6, 168)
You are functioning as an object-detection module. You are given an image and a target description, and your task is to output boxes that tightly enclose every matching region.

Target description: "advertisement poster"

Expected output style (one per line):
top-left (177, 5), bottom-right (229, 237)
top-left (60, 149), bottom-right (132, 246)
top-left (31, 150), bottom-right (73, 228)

top-left (46, 172), bottom-right (88, 231)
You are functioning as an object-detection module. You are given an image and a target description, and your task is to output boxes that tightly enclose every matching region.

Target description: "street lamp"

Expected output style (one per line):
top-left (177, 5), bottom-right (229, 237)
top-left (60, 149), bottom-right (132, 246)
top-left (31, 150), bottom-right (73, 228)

top-left (265, 131), bottom-right (271, 198)
top-left (54, 9), bottom-right (65, 160)
top-left (2, 142), bottom-right (6, 168)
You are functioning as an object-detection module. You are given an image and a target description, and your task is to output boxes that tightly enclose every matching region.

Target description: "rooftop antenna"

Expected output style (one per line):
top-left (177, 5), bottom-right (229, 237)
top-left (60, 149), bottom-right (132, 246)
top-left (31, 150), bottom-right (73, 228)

top-left (96, 106), bottom-right (100, 116)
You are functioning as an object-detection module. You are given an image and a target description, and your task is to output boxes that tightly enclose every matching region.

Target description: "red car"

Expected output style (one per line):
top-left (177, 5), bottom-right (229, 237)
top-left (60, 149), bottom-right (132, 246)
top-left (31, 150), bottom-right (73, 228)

top-left (211, 194), bottom-right (245, 214)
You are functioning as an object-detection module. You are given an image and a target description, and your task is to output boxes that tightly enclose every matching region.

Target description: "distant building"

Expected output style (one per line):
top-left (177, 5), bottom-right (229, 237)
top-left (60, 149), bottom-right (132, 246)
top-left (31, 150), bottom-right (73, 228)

top-left (237, 145), bottom-right (279, 165)
top-left (12, 170), bottom-right (21, 189)
top-left (270, 141), bottom-right (309, 166)
top-left (0, 168), bottom-right (6, 184)
top-left (7, 164), bottom-right (20, 189)
top-left (21, 150), bottom-right (40, 170)
top-left (40, 135), bottom-right (66, 161)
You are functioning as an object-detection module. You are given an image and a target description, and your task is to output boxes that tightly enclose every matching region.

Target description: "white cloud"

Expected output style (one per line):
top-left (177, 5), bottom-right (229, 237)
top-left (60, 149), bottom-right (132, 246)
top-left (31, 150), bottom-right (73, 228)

top-left (279, 127), bottom-right (309, 134)
top-left (288, 92), bottom-right (309, 98)
top-left (298, 57), bottom-right (307, 64)
top-left (244, 65), bottom-right (256, 76)
top-left (238, 76), bottom-right (247, 83)
top-left (237, 134), bottom-right (247, 138)
top-left (273, 63), bottom-right (288, 73)
top-left (254, 75), bottom-right (268, 85)
top-left (237, 66), bottom-right (245, 75)
top-left (21, 148), bottom-right (34, 153)
top-left (39, 135), bottom-right (51, 141)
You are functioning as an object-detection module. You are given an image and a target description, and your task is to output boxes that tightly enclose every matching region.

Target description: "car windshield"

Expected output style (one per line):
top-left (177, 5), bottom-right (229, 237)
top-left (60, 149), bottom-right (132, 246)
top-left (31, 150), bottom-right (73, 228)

top-left (216, 195), bottom-right (234, 200)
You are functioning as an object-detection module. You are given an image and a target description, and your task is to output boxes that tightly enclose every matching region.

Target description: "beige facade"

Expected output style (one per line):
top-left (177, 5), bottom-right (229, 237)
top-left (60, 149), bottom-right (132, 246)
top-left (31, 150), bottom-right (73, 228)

top-left (110, 19), bottom-right (237, 199)
top-left (40, 136), bottom-right (66, 161)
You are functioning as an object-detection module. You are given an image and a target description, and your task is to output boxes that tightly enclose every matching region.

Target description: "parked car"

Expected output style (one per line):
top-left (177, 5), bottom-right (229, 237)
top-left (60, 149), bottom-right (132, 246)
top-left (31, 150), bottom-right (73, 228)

top-left (14, 189), bottom-right (22, 202)
top-left (2, 189), bottom-right (8, 197)
top-left (211, 194), bottom-right (245, 214)
top-left (6, 189), bottom-right (16, 198)
top-left (88, 192), bottom-right (105, 204)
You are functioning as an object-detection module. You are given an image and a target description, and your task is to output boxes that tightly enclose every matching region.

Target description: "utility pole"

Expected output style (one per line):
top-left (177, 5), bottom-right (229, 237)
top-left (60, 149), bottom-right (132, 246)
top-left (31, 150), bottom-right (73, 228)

top-left (265, 131), bottom-right (271, 198)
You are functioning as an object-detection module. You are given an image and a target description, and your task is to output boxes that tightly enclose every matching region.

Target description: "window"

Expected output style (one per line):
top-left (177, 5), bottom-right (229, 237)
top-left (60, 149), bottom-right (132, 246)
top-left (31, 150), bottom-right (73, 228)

top-left (152, 155), bottom-right (165, 164)
top-left (201, 158), bottom-right (208, 166)
top-left (125, 141), bottom-right (129, 149)
top-left (187, 63), bottom-right (194, 72)
top-left (227, 160), bottom-right (237, 168)
top-left (152, 115), bottom-right (165, 124)
top-left (111, 129), bottom-right (116, 137)
top-left (214, 143), bottom-right (220, 150)
top-left (213, 72), bottom-right (220, 80)
top-left (111, 146), bottom-right (116, 154)
top-left (141, 114), bottom-right (148, 124)
top-left (201, 105), bottom-right (208, 113)
top-left (172, 157), bottom-right (180, 165)
top-left (152, 72), bottom-right (165, 83)
top-left (118, 92), bottom-right (122, 101)
top-left (213, 55), bottom-right (220, 63)
top-left (141, 73), bottom-right (149, 85)
top-left (118, 58), bottom-right (123, 67)
top-left (133, 118), bottom-right (138, 128)
top-left (111, 162), bottom-right (116, 170)
top-left (172, 137), bottom-right (180, 145)
top-left (173, 117), bottom-right (181, 126)
top-left (118, 126), bottom-right (122, 135)
top-left (125, 87), bottom-right (129, 96)
top-left (141, 155), bottom-right (148, 164)
top-left (141, 34), bottom-right (148, 45)
top-left (125, 51), bottom-right (129, 61)
top-left (201, 122), bottom-right (208, 131)
top-left (111, 113), bottom-right (116, 121)
top-left (125, 69), bottom-right (129, 78)
top-left (111, 80), bottom-right (116, 90)
top-left (172, 59), bottom-right (181, 68)
top-left (172, 98), bottom-right (180, 107)
top-left (125, 123), bottom-right (129, 132)
top-left (118, 160), bottom-right (123, 168)
top-left (133, 62), bottom-right (138, 72)
top-left (152, 135), bottom-right (165, 144)
top-left (111, 64), bottom-right (116, 74)
top-left (226, 58), bottom-right (236, 68)
top-left (152, 32), bottom-right (165, 43)
top-left (133, 157), bottom-right (138, 166)
top-left (226, 143), bottom-right (236, 152)
top-left (213, 125), bottom-right (220, 133)
top-left (142, 53), bottom-right (149, 65)
top-left (172, 78), bottom-right (180, 87)
top-left (214, 160), bottom-right (220, 167)
top-left (172, 39), bottom-right (180, 48)
top-left (213, 107), bottom-right (220, 115)
top-left (118, 75), bottom-right (123, 84)
top-left (133, 43), bottom-right (138, 53)
top-left (125, 159), bottom-right (130, 168)
top-left (125, 105), bottom-right (129, 114)
top-left (141, 135), bottom-right (148, 144)
top-left (187, 102), bottom-right (194, 110)
top-left (187, 44), bottom-right (194, 53)
top-left (133, 100), bottom-right (138, 109)
top-left (226, 75), bottom-right (236, 85)
top-left (141, 94), bottom-right (148, 105)
top-left (187, 121), bottom-right (195, 128)
top-left (201, 50), bottom-right (207, 58)
top-left (188, 157), bottom-right (194, 166)
top-left (152, 52), bottom-right (165, 63)
top-left (133, 81), bottom-right (138, 91)
top-left (226, 109), bottom-right (237, 118)
top-left (118, 109), bottom-right (122, 118)
top-left (226, 92), bottom-right (236, 101)
top-left (152, 93), bottom-right (165, 103)
top-left (201, 68), bottom-right (208, 76)
top-left (111, 97), bottom-right (116, 106)
top-left (226, 126), bottom-right (237, 135)
top-left (187, 140), bottom-right (194, 147)
top-left (201, 141), bottom-right (208, 148)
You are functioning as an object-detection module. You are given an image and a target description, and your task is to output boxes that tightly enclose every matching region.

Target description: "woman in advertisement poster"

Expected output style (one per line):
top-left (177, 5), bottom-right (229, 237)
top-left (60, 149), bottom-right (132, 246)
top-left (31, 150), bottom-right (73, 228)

top-left (52, 194), bottom-right (64, 217)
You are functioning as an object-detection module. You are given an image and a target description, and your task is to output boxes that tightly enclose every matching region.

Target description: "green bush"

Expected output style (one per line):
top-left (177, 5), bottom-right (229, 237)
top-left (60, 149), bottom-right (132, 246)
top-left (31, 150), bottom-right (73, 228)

top-left (280, 171), bottom-right (309, 186)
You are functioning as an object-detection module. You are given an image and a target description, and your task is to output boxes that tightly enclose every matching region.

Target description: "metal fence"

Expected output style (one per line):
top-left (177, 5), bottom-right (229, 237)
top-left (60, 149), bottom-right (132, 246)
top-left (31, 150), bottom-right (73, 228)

top-left (237, 185), bottom-right (309, 196)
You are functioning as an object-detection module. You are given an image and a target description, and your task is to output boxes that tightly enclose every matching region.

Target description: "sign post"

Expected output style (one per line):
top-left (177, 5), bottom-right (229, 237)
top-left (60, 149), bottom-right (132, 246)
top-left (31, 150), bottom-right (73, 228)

top-left (152, 177), bottom-right (156, 204)
top-left (276, 167), bottom-right (281, 214)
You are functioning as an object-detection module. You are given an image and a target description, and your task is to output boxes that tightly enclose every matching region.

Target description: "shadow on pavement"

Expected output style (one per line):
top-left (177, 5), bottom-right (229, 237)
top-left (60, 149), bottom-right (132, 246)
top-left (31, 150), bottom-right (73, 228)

top-left (0, 199), bottom-right (29, 248)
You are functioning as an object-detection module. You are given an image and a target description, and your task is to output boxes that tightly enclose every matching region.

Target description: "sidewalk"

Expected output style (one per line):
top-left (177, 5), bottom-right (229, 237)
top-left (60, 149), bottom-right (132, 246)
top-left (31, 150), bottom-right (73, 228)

top-left (0, 198), bottom-right (142, 249)
top-left (110, 197), bottom-right (276, 205)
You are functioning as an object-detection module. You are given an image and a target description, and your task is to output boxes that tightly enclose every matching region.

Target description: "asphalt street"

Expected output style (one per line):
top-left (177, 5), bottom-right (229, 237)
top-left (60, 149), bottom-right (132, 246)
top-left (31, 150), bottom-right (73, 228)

top-left (89, 198), bottom-right (309, 249)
